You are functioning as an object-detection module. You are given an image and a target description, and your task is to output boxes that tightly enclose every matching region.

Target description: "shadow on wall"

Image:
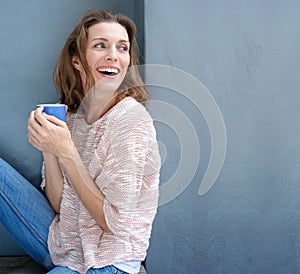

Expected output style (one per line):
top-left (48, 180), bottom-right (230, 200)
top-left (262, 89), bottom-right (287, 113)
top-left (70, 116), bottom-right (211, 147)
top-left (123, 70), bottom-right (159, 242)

top-left (144, 0), bottom-right (300, 273)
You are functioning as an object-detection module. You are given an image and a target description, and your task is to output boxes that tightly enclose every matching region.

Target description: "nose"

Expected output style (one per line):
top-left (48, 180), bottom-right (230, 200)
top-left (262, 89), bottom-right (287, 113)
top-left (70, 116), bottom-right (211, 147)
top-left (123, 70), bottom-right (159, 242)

top-left (105, 47), bottom-right (118, 62)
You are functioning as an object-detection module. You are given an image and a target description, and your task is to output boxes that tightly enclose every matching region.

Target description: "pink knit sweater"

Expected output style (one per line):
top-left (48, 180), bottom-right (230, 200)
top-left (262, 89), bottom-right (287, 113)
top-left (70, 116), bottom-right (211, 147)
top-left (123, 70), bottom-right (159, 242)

top-left (41, 97), bottom-right (160, 273)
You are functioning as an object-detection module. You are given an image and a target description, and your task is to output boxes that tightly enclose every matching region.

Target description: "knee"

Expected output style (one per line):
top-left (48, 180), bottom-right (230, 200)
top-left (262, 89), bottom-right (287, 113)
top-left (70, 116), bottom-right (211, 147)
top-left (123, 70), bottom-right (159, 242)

top-left (0, 157), bottom-right (9, 171)
top-left (0, 158), bottom-right (5, 189)
top-left (0, 157), bottom-right (5, 171)
top-left (0, 158), bottom-right (12, 185)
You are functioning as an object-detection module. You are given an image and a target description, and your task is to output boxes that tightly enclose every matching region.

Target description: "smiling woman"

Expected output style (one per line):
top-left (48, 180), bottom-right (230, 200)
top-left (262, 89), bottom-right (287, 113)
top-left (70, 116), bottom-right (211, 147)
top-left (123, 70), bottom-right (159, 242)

top-left (71, 21), bottom-right (132, 122)
top-left (54, 10), bottom-right (149, 114)
top-left (74, 22), bottom-right (130, 94)
top-left (0, 9), bottom-right (160, 274)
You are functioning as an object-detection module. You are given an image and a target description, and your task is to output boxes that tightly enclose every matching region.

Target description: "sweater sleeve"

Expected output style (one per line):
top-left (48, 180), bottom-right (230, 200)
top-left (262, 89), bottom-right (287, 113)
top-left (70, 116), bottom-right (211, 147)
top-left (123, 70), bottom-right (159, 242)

top-left (96, 105), bottom-right (160, 236)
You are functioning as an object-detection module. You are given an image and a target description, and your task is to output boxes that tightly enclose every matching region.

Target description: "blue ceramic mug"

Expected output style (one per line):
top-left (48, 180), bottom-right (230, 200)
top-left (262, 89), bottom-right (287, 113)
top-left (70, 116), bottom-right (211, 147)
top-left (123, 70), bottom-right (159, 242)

top-left (37, 104), bottom-right (66, 122)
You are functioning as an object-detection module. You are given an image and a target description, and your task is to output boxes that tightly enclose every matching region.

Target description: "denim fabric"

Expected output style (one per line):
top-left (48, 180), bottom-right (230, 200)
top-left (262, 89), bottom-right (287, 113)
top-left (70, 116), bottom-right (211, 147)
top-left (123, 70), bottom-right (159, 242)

top-left (47, 265), bottom-right (129, 273)
top-left (0, 158), bottom-right (129, 274)
top-left (0, 158), bottom-right (55, 269)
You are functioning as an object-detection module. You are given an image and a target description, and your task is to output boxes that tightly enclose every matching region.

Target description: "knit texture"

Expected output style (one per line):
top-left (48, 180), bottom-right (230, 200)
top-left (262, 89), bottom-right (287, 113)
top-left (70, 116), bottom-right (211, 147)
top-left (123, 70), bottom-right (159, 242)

top-left (41, 97), bottom-right (160, 273)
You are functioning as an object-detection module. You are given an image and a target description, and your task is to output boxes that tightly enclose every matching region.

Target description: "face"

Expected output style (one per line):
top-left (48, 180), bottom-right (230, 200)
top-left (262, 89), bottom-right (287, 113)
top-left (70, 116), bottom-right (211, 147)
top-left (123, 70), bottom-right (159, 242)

top-left (74, 22), bottom-right (130, 94)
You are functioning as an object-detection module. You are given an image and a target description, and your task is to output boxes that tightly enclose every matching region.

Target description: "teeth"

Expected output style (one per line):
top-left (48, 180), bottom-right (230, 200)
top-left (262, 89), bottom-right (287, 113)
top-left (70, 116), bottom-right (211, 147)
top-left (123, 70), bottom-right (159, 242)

top-left (97, 67), bottom-right (119, 74)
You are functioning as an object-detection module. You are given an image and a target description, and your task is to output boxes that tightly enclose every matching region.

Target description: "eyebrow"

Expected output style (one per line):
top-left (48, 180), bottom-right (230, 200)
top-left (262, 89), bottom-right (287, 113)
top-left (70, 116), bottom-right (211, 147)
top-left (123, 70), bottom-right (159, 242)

top-left (91, 37), bottom-right (129, 43)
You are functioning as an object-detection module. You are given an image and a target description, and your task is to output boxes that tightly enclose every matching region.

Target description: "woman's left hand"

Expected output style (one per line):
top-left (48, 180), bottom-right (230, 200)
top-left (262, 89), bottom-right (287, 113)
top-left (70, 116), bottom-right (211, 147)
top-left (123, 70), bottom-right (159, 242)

top-left (28, 107), bottom-right (73, 159)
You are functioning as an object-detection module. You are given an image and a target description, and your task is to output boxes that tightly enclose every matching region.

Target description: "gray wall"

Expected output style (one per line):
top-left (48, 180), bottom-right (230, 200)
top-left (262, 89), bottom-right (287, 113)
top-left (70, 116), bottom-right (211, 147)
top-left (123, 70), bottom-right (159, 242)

top-left (145, 0), bottom-right (300, 273)
top-left (2, 1), bottom-right (300, 273)
top-left (0, 0), bottom-right (142, 256)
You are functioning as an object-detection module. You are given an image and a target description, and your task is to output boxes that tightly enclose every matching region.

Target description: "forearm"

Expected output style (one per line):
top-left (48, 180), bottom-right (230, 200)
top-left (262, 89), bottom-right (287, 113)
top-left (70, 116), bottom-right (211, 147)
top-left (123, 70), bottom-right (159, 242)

top-left (59, 146), bottom-right (109, 231)
top-left (28, 108), bottom-right (109, 230)
top-left (43, 152), bottom-right (64, 213)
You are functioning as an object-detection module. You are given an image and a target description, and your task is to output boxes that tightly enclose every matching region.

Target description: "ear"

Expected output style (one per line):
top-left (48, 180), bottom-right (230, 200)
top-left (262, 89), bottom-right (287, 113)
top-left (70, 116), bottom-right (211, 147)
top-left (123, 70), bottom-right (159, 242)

top-left (72, 56), bottom-right (83, 71)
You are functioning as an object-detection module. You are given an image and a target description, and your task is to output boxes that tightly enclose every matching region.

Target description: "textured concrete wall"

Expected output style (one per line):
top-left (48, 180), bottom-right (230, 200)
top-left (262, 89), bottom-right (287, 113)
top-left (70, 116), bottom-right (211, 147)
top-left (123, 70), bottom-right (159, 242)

top-left (0, 0), bottom-right (141, 256)
top-left (145, 1), bottom-right (300, 273)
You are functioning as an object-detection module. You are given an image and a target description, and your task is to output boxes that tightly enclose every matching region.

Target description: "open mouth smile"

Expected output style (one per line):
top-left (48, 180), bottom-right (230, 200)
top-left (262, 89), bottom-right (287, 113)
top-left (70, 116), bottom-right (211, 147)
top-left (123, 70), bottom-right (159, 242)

top-left (97, 67), bottom-right (120, 77)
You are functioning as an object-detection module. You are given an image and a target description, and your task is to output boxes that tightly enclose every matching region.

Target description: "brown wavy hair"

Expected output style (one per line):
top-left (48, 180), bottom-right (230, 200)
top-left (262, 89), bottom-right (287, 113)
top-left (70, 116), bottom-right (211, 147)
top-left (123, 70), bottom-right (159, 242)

top-left (53, 9), bottom-right (149, 113)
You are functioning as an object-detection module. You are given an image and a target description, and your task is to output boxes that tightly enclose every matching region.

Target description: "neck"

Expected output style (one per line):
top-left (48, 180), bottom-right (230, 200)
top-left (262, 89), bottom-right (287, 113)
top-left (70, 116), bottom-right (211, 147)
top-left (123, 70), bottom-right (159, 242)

top-left (81, 86), bottom-right (117, 124)
top-left (84, 97), bottom-right (116, 124)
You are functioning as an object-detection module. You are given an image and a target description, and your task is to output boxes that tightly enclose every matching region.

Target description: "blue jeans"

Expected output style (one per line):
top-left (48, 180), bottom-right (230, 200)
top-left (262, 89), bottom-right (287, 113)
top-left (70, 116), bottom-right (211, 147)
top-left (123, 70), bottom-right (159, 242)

top-left (0, 158), bottom-right (128, 274)
top-left (0, 157), bottom-right (55, 269)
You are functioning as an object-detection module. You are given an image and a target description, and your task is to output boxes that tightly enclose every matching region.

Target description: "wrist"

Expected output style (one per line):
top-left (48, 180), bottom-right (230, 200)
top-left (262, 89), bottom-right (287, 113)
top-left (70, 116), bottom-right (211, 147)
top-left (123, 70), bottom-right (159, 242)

top-left (59, 143), bottom-right (76, 164)
top-left (43, 152), bottom-right (57, 160)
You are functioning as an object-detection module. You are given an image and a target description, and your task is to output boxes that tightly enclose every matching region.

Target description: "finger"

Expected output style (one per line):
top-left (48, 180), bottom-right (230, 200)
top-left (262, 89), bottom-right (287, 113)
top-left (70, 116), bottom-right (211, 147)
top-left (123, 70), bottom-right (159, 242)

top-left (28, 111), bottom-right (34, 127)
top-left (28, 111), bottom-right (39, 132)
top-left (43, 114), bottom-right (66, 127)
top-left (28, 109), bottom-right (37, 123)
top-left (34, 106), bottom-right (44, 121)
top-left (28, 130), bottom-right (41, 150)
top-left (34, 107), bottom-right (49, 127)
top-left (36, 106), bottom-right (44, 112)
top-left (28, 124), bottom-right (49, 152)
top-left (28, 110), bottom-right (43, 134)
top-left (28, 123), bottom-right (41, 140)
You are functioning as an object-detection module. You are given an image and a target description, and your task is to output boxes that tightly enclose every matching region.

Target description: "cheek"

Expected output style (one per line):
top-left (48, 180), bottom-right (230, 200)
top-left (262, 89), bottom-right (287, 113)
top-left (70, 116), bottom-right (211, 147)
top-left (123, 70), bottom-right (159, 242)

top-left (85, 50), bottom-right (104, 68)
top-left (85, 52), bottom-right (95, 68)
top-left (122, 54), bottom-right (130, 68)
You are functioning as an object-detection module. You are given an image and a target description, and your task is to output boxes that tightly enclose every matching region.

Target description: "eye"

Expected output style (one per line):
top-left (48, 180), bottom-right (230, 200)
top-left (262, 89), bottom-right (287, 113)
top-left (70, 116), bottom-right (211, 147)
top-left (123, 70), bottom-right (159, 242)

top-left (94, 43), bottom-right (105, 49)
top-left (120, 44), bottom-right (129, 52)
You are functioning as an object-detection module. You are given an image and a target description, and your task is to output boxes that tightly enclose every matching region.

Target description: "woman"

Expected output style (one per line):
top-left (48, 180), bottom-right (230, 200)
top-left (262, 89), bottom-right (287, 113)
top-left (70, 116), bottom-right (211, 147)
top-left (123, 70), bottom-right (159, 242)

top-left (0, 9), bottom-right (160, 274)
